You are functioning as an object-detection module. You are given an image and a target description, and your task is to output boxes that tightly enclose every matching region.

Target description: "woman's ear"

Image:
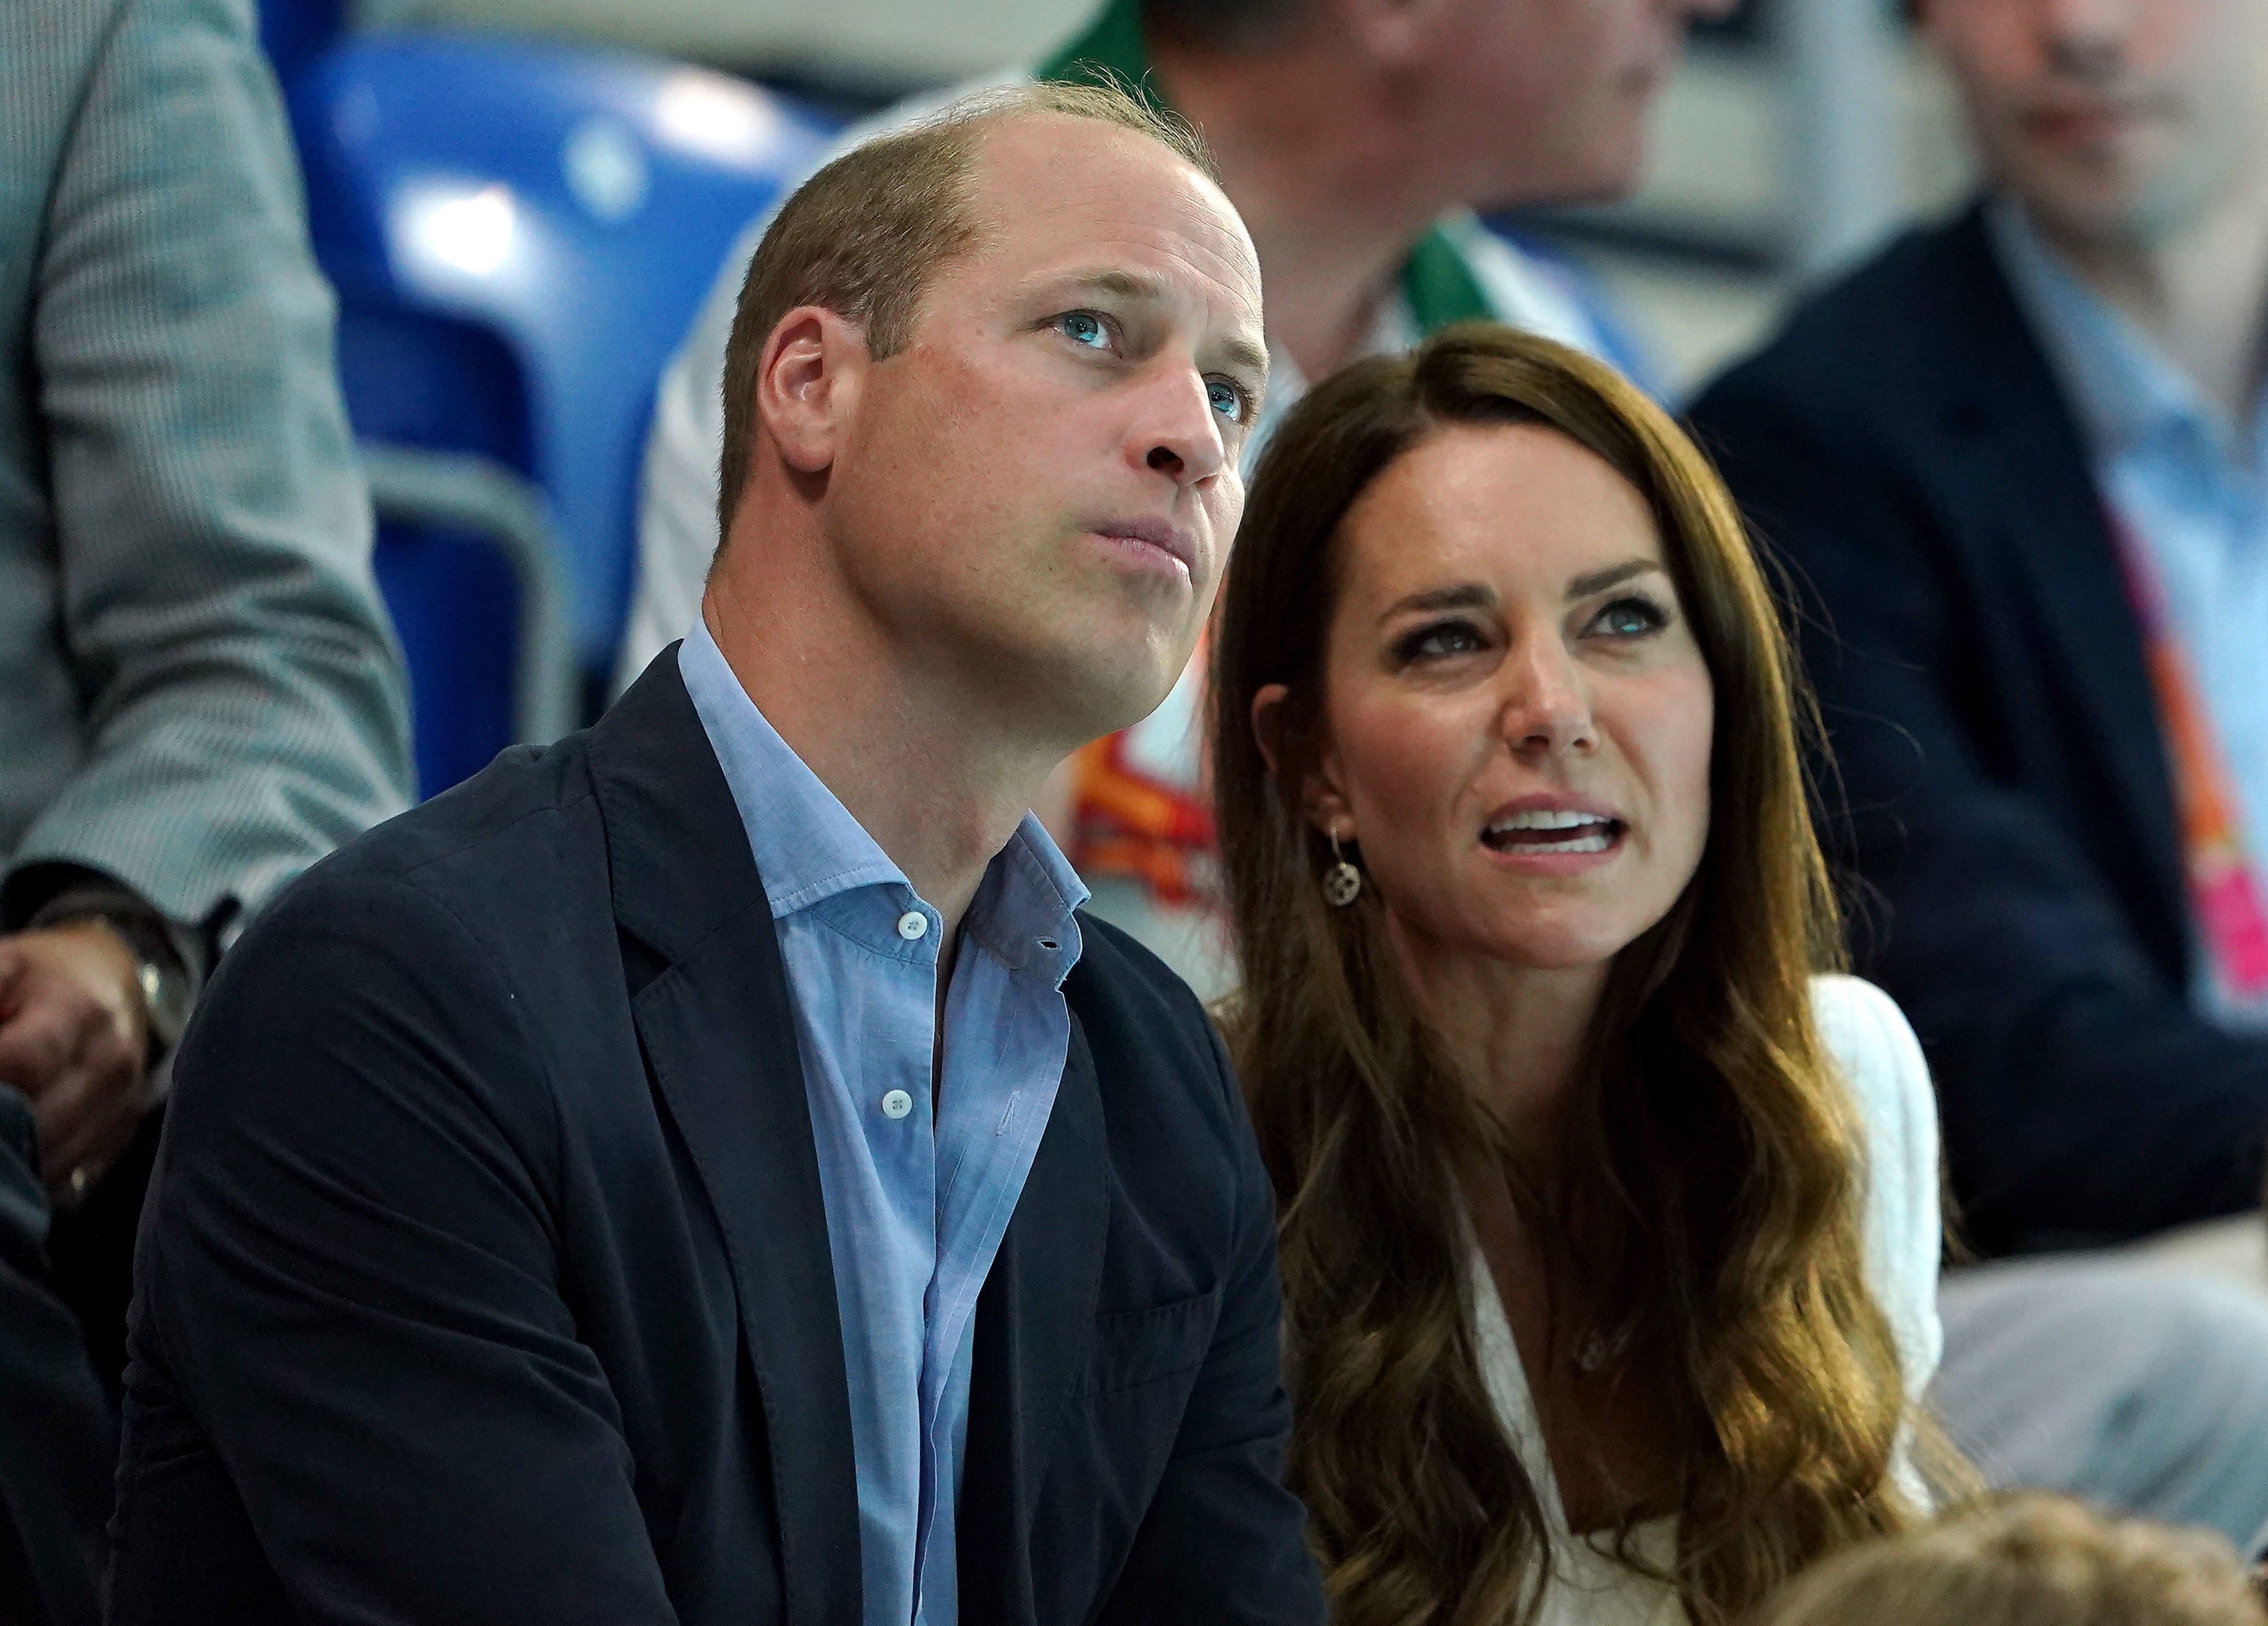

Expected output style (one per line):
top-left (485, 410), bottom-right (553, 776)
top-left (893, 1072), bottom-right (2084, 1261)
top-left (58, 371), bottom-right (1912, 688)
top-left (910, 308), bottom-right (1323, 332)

top-left (1253, 683), bottom-right (1356, 844)
top-left (1250, 683), bottom-right (1291, 779)
top-left (1303, 762), bottom-right (1354, 847)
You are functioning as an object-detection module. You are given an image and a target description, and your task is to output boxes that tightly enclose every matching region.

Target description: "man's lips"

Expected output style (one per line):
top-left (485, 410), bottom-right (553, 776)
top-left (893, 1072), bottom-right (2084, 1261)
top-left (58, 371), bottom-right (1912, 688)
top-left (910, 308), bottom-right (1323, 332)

top-left (1089, 518), bottom-right (1199, 580)
top-left (2022, 99), bottom-right (2152, 146)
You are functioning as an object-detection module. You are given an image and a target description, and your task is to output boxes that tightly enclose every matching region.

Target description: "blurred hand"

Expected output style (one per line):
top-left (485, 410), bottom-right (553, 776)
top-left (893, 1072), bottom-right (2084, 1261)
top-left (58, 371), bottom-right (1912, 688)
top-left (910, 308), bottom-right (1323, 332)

top-left (0, 921), bottom-right (154, 1204)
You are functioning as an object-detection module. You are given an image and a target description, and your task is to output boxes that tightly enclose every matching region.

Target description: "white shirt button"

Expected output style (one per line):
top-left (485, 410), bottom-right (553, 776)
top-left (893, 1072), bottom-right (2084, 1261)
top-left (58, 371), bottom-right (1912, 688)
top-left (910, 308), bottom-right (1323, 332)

top-left (881, 1089), bottom-right (914, 1120)
top-left (896, 910), bottom-right (928, 941)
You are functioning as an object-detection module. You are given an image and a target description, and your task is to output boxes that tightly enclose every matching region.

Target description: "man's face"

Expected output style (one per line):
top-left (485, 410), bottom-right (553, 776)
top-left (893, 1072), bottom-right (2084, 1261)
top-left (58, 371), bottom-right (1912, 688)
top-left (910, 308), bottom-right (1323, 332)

top-left (824, 115), bottom-right (1266, 750)
top-left (1924, 0), bottom-right (2268, 240)
top-left (1418, 0), bottom-right (1737, 207)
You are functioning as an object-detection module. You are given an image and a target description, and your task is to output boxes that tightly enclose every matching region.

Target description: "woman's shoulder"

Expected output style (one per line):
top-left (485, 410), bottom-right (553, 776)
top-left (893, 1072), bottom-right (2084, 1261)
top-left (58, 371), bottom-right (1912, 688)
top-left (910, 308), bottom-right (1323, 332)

top-left (1805, 972), bottom-right (1937, 1214)
top-left (1806, 974), bottom-right (1945, 1401)
top-left (1807, 974), bottom-right (1931, 1123)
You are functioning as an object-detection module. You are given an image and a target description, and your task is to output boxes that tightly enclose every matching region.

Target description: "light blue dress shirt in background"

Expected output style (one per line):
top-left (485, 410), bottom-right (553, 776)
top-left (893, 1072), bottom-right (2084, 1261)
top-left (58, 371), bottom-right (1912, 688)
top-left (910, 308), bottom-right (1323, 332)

top-left (1990, 200), bottom-right (2268, 1024)
top-left (679, 619), bottom-right (1088, 1623)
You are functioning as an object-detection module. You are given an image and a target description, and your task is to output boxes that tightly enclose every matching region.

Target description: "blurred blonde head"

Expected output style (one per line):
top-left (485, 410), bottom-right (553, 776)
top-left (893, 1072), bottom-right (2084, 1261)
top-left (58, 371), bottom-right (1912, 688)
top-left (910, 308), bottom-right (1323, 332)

top-left (1753, 1495), bottom-right (2268, 1626)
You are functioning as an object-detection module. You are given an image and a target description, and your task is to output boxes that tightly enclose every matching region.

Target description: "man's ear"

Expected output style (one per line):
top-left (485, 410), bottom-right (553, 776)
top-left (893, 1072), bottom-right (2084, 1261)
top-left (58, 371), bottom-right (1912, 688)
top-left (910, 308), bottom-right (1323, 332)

top-left (1251, 683), bottom-right (1356, 842)
top-left (1332, 0), bottom-right (1458, 66)
top-left (754, 305), bottom-right (870, 476)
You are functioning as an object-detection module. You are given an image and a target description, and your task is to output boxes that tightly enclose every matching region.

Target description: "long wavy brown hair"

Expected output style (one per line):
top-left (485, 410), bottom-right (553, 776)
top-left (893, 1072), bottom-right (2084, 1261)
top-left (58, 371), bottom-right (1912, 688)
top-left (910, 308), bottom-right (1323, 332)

top-left (1210, 325), bottom-right (1925, 1625)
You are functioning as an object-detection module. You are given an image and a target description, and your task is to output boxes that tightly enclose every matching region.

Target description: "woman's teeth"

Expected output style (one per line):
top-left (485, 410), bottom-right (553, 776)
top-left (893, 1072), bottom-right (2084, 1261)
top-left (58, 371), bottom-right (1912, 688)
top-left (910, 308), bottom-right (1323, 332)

top-left (1481, 810), bottom-right (1620, 854)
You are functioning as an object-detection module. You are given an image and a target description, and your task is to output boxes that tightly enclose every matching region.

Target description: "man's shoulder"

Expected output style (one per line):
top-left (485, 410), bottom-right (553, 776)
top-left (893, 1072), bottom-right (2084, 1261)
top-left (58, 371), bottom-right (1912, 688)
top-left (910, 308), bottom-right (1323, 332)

top-left (167, 735), bottom-right (625, 1174)
top-left (1066, 911), bottom-right (1236, 1117)
top-left (0, 0), bottom-right (132, 308)
top-left (235, 732), bottom-right (607, 973)
top-left (1697, 204), bottom-right (1995, 426)
top-left (0, 0), bottom-right (125, 128)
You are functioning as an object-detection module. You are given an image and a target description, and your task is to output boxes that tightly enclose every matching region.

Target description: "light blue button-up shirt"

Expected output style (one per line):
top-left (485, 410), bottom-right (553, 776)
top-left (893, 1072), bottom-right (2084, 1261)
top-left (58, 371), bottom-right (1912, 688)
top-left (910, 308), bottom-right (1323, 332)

top-left (679, 619), bottom-right (1087, 1623)
top-left (1989, 200), bottom-right (2268, 1023)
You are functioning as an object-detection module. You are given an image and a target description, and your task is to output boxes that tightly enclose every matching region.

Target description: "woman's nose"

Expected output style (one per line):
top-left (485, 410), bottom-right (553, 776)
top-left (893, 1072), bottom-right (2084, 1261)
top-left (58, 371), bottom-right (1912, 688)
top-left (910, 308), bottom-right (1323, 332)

top-left (1498, 636), bottom-right (1597, 757)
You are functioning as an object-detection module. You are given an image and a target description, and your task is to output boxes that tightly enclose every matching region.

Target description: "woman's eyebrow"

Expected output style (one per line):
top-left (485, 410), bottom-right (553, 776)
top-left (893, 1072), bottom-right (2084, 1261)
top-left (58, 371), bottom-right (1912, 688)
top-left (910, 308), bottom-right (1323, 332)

top-left (1566, 559), bottom-right (1665, 599)
top-left (1374, 582), bottom-right (1494, 626)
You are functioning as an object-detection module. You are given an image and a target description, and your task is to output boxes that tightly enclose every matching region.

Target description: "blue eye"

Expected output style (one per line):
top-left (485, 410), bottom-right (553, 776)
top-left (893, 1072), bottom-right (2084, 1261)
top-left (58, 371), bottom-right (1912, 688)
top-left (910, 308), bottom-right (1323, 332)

top-left (1207, 379), bottom-right (1245, 420)
top-left (1589, 597), bottom-right (1667, 638)
top-left (1393, 619), bottom-right (1485, 663)
top-left (1059, 311), bottom-right (1109, 349)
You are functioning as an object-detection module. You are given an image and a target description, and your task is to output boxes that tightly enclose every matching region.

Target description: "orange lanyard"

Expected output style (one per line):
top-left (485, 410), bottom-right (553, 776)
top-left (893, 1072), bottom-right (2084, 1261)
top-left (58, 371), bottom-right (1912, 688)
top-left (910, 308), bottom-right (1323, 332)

top-left (2108, 507), bottom-right (2268, 1001)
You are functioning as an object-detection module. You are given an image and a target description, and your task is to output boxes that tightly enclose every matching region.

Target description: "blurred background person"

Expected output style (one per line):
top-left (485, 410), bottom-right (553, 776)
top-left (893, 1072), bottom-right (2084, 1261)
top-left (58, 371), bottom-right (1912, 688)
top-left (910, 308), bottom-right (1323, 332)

top-left (1752, 1494), bottom-right (2268, 1626)
top-left (1691, 0), bottom-right (2268, 1546)
top-left (2, 0), bottom-right (413, 1616)
top-left (1211, 325), bottom-right (1947, 1624)
top-left (618, 0), bottom-right (1731, 996)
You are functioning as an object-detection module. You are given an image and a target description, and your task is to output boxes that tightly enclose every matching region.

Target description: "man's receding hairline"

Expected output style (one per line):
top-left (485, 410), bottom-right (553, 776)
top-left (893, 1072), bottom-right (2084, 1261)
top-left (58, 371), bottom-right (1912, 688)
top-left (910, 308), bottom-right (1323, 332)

top-left (947, 111), bottom-right (1259, 328)
top-left (956, 102), bottom-right (1226, 199)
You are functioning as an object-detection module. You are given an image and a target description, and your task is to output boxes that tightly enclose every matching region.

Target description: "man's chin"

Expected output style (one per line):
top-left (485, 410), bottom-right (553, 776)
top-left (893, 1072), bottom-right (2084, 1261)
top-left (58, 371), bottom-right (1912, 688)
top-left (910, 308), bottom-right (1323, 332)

top-left (2005, 127), bottom-right (2192, 242)
top-left (1030, 644), bottom-right (1194, 750)
top-left (1479, 136), bottom-right (1649, 214)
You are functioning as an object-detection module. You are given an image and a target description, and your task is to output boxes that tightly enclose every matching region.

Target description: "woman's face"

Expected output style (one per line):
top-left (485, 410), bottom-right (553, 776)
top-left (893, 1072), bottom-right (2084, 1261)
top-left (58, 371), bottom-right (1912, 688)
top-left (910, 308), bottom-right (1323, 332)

top-left (1304, 423), bottom-right (1715, 973)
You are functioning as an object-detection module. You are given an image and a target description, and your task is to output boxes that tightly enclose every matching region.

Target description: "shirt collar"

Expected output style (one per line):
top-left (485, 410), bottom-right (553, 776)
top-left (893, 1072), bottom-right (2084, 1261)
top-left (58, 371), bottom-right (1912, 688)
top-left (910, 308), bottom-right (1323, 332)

top-left (1986, 195), bottom-right (2232, 463)
top-left (677, 620), bottom-right (1088, 979)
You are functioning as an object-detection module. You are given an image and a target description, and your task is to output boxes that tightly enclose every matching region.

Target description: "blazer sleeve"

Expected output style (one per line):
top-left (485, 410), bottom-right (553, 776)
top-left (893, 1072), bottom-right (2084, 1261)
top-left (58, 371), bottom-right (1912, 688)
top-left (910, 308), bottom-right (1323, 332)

top-left (1691, 366), bottom-right (2268, 1252)
top-left (123, 873), bottom-right (677, 1625)
top-left (1094, 1013), bottom-right (1326, 1625)
top-left (10, 0), bottom-right (411, 930)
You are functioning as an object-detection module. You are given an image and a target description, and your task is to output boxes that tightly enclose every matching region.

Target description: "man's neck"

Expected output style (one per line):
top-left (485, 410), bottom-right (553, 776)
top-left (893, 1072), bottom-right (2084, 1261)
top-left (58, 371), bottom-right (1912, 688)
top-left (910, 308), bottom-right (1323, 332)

top-left (2032, 179), bottom-right (2268, 433)
top-left (1148, 30), bottom-right (1453, 382)
top-left (702, 554), bottom-right (1055, 945)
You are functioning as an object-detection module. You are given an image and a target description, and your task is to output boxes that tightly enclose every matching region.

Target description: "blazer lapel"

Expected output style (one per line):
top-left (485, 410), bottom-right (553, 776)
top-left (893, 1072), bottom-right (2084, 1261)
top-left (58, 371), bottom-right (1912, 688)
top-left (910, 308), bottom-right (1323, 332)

top-left (588, 650), bottom-right (862, 1626)
top-left (957, 1014), bottom-right (1111, 1622)
top-left (1937, 212), bottom-right (2190, 957)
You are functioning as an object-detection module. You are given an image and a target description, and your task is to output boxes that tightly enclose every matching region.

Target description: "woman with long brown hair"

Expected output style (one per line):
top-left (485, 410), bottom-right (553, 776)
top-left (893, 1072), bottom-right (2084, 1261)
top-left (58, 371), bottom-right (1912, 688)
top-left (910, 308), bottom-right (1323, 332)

top-left (1210, 324), bottom-right (1947, 1625)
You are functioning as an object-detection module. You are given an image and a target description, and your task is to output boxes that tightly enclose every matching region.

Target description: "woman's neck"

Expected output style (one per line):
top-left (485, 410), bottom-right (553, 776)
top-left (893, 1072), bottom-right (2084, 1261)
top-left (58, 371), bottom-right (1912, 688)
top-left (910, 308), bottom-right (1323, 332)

top-left (1389, 922), bottom-right (1609, 1154)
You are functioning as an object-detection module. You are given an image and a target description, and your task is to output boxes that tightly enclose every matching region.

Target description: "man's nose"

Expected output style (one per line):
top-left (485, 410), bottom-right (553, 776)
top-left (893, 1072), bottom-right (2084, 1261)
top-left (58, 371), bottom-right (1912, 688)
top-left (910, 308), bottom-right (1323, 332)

top-left (1129, 365), bottom-right (1229, 489)
top-left (1498, 633), bottom-right (1597, 757)
top-left (2039, 0), bottom-right (2135, 72)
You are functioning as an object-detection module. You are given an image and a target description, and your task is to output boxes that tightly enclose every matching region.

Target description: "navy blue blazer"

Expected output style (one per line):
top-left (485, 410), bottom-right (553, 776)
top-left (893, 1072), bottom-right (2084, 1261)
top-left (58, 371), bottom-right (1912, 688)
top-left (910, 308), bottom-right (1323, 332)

top-left (1689, 202), bottom-right (2268, 1256)
top-left (108, 650), bottom-right (1325, 1625)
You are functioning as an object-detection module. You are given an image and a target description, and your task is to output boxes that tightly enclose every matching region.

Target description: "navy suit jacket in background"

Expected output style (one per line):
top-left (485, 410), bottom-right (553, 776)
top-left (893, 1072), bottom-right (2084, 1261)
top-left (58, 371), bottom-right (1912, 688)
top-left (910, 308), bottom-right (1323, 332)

top-left (108, 650), bottom-right (1326, 1625)
top-left (1689, 202), bottom-right (2268, 1257)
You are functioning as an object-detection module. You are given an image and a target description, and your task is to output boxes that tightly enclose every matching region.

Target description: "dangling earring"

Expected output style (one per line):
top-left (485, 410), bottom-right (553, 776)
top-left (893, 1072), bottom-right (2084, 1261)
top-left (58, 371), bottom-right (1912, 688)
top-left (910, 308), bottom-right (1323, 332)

top-left (1321, 829), bottom-right (1363, 908)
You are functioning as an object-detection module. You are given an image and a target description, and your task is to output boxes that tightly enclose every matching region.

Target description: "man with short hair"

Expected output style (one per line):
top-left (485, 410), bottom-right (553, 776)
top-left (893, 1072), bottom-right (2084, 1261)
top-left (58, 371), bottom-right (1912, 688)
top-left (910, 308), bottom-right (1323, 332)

top-left (1691, 0), bottom-right (2268, 1544)
top-left (621, 0), bottom-right (1726, 994)
top-left (111, 83), bottom-right (1324, 1625)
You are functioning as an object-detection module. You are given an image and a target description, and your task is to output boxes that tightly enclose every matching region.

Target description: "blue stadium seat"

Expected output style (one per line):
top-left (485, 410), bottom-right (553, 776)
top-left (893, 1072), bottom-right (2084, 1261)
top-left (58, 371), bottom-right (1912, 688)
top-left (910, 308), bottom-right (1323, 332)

top-left (256, 0), bottom-right (347, 93)
top-left (286, 32), bottom-right (837, 792)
